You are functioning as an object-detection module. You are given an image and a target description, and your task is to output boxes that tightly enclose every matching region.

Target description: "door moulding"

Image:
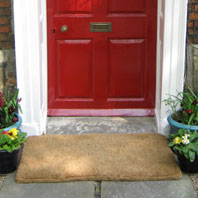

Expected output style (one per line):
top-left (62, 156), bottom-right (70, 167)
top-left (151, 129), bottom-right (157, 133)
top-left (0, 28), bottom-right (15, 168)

top-left (13, 0), bottom-right (188, 136)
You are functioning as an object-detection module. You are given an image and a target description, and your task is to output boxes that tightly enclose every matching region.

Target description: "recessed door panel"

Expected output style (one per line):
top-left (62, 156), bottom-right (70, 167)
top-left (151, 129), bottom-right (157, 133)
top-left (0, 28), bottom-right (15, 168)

top-left (57, 0), bottom-right (93, 13)
top-left (57, 40), bottom-right (93, 98)
top-left (109, 39), bottom-right (144, 98)
top-left (108, 0), bottom-right (146, 13)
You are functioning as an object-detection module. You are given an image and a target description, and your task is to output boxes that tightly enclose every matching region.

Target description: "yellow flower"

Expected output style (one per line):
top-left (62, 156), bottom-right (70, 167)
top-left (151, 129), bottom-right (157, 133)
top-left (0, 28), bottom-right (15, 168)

top-left (9, 136), bottom-right (15, 140)
top-left (9, 128), bottom-right (18, 137)
top-left (173, 137), bottom-right (182, 144)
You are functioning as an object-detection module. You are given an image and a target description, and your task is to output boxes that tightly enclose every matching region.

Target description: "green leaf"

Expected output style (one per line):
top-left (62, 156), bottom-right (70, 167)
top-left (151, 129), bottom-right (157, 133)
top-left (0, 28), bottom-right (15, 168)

top-left (183, 146), bottom-right (188, 153)
top-left (184, 152), bottom-right (189, 159)
top-left (168, 142), bottom-right (174, 147)
top-left (190, 132), bottom-right (198, 141)
top-left (3, 134), bottom-right (12, 144)
top-left (18, 104), bottom-right (23, 113)
top-left (188, 114), bottom-right (195, 125)
top-left (7, 90), bottom-right (10, 102)
top-left (189, 143), bottom-right (196, 152)
top-left (178, 129), bottom-right (184, 136)
top-left (3, 145), bottom-right (9, 150)
top-left (189, 150), bottom-right (195, 162)
top-left (13, 89), bottom-right (19, 101)
top-left (188, 87), bottom-right (197, 99)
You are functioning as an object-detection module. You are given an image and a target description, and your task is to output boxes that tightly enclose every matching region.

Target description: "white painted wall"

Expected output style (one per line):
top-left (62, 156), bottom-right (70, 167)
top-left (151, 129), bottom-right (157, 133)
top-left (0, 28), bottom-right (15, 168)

top-left (13, 0), bottom-right (188, 136)
top-left (13, 0), bottom-right (47, 136)
top-left (155, 0), bottom-right (188, 136)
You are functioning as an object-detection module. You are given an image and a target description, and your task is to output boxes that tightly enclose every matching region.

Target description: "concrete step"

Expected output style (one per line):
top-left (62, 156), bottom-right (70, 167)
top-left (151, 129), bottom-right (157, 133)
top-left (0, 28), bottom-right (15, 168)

top-left (47, 117), bottom-right (157, 135)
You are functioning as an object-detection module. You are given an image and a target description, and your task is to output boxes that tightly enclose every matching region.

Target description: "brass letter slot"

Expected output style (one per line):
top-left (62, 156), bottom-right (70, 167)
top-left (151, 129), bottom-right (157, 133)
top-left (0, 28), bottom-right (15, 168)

top-left (90, 22), bottom-right (112, 32)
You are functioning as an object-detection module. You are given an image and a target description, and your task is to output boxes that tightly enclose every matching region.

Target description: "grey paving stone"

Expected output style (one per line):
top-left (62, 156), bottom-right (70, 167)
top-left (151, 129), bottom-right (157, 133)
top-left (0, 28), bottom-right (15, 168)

top-left (0, 173), bottom-right (95, 198)
top-left (101, 174), bottom-right (197, 198)
top-left (47, 117), bottom-right (156, 135)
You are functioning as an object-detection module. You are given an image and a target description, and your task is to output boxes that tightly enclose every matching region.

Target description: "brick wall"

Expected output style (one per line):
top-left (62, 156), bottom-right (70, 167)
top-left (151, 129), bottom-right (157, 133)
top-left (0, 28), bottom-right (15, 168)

top-left (0, 0), bottom-right (14, 49)
top-left (186, 0), bottom-right (198, 92)
top-left (0, 0), bottom-right (16, 93)
top-left (187, 0), bottom-right (198, 44)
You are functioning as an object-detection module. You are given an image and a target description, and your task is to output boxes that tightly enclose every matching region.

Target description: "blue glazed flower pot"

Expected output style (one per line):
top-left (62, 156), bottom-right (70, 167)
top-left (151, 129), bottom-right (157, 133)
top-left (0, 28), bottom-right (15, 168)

top-left (167, 114), bottom-right (198, 134)
top-left (2, 114), bottom-right (22, 131)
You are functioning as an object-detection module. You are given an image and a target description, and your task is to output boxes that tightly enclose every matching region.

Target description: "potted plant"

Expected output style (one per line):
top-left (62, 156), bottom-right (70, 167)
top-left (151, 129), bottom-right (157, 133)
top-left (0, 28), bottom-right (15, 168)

top-left (164, 87), bottom-right (198, 134)
top-left (0, 128), bottom-right (27, 174)
top-left (0, 89), bottom-right (22, 131)
top-left (0, 89), bottom-right (26, 174)
top-left (168, 129), bottom-right (198, 173)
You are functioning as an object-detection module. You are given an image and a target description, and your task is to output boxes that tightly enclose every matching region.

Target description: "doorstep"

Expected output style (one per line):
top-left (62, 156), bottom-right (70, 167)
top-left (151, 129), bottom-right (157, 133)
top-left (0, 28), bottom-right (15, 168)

top-left (47, 117), bottom-right (157, 134)
top-left (0, 173), bottom-right (197, 198)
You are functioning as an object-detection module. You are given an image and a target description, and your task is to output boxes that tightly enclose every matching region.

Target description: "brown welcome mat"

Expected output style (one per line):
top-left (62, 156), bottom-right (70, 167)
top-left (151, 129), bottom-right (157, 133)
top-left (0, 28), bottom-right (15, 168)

top-left (16, 133), bottom-right (182, 183)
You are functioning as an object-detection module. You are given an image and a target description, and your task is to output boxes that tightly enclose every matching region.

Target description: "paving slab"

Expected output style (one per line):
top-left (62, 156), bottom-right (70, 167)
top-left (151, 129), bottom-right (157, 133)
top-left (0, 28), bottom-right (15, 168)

top-left (0, 173), bottom-right (95, 198)
top-left (101, 174), bottom-right (197, 198)
top-left (47, 117), bottom-right (157, 134)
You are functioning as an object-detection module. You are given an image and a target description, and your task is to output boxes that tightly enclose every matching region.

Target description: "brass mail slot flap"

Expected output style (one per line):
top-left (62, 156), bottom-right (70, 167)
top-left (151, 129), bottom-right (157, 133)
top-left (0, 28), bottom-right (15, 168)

top-left (90, 22), bottom-right (112, 32)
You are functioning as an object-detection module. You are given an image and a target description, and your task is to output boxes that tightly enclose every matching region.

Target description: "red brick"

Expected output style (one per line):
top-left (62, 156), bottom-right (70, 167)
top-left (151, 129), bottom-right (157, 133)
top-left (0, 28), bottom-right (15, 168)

top-left (0, 26), bottom-right (11, 33)
top-left (189, 0), bottom-right (198, 3)
top-left (0, 32), bottom-right (13, 41)
top-left (6, 78), bottom-right (16, 86)
top-left (187, 37), bottom-right (193, 44)
top-left (193, 37), bottom-right (198, 44)
top-left (0, 41), bottom-right (14, 49)
top-left (0, 8), bottom-right (11, 16)
top-left (189, 13), bottom-right (198, 20)
top-left (0, 33), bottom-right (8, 41)
top-left (0, 17), bottom-right (9, 25)
top-left (195, 4), bottom-right (198, 11)
top-left (188, 28), bottom-right (194, 35)
top-left (194, 21), bottom-right (198, 28)
top-left (188, 21), bottom-right (193, 28)
top-left (0, 0), bottom-right (11, 8)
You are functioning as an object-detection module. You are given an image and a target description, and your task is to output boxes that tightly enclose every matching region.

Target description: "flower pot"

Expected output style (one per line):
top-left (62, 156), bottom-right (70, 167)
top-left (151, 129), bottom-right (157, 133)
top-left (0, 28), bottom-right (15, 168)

top-left (167, 114), bottom-right (198, 134)
top-left (177, 153), bottom-right (198, 173)
top-left (1, 113), bottom-right (22, 131)
top-left (0, 147), bottom-right (22, 174)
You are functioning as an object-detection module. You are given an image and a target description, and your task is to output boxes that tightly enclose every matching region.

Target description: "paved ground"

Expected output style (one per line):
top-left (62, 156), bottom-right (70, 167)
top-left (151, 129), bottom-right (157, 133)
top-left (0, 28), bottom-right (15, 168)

top-left (0, 173), bottom-right (197, 198)
top-left (0, 117), bottom-right (197, 198)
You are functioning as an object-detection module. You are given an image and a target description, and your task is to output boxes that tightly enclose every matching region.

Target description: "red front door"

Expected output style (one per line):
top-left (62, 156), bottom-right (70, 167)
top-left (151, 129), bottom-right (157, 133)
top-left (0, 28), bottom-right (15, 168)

top-left (47, 0), bottom-right (157, 116)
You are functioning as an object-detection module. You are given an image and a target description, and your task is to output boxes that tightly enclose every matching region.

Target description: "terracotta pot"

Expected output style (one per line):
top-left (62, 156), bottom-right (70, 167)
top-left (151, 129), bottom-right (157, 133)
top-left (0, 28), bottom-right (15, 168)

top-left (177, 153), bottom-right (198, 173)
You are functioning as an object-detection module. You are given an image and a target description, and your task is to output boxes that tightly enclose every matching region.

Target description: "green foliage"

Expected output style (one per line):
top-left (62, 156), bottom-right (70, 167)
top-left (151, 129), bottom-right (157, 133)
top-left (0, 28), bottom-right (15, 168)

top-left (0, 89), bottom-right (22, 128)
top-left (168, 129), bottom-right (198, 162)
top-left (163, 87), bottom-right (198, 125)
top-left (0, 128), bottom-right (27, 153)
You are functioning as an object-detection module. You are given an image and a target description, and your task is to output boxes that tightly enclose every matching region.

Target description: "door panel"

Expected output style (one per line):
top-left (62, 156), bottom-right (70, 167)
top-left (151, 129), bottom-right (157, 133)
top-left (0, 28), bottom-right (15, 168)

top-left (57, 40), bottom-right (93, 98)
top-left (108, 0), bottom-right (146, 13)
top-left (109, 39), bottom-right (144, 98)
top-left (57, 0), bottom-right (93, 13)
top-left (47, 0), bottom-right (157, 116)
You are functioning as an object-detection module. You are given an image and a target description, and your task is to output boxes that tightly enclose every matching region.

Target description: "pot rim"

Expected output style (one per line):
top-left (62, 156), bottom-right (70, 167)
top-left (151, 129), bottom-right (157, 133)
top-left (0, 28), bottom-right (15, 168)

top-left (0, 146), bottom-right (21, 153)
top-left (167, 114), bottom-right (198, 130)
top-left (1, 113), bottom-right (22, 131)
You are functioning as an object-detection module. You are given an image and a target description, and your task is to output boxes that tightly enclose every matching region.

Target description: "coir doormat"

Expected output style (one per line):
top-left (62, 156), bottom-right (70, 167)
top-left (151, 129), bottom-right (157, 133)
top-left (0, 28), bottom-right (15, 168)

top-left (16, 133), bottom-right (182, 183)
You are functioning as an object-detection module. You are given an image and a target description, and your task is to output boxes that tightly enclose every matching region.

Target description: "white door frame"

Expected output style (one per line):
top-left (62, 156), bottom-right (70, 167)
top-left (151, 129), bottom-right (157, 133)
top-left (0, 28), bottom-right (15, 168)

top-left (13, 0), bottom-right (188, 136)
